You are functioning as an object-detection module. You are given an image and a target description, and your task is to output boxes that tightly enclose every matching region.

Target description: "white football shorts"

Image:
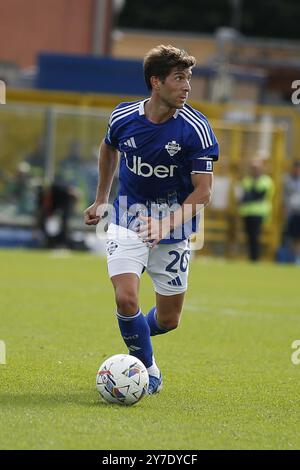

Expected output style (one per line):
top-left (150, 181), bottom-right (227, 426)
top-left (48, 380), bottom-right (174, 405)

top-left (106, 223), bottom-right (191, 296)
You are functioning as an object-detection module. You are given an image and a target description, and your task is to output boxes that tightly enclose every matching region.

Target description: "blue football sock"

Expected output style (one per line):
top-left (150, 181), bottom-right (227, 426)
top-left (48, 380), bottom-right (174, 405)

top-left (146, 307), bottom-right (169, 336)
top-left (116, 309), bottom-right (153, 368)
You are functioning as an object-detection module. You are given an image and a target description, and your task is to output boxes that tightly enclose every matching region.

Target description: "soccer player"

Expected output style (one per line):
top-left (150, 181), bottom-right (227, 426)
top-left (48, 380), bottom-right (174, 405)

top-left (84, 45), bottom-right (219, 394)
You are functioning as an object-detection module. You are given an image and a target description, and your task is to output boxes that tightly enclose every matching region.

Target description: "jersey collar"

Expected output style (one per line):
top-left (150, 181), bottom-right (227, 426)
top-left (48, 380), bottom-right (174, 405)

top-left (139, 99), bottom-right (180, 119)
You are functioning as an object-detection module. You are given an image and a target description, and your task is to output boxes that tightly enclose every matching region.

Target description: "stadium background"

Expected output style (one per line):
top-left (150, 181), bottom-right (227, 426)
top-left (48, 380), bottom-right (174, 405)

top-left (1, 0), bottom-right (300, 451)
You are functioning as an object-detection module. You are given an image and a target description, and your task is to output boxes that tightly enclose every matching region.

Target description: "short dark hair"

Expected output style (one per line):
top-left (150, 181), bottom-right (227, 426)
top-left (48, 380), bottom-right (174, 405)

top-left (143, 44), bottom-right (196, 91)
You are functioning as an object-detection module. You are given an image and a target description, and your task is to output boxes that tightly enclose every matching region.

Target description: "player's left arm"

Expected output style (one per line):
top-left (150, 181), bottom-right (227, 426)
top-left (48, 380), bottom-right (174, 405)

top-left (138, 173), bottom-right (213, 247)
top-left (167, 172), bottom-right (213, 235)
top-left (182, 172), bottom-right (213, 210)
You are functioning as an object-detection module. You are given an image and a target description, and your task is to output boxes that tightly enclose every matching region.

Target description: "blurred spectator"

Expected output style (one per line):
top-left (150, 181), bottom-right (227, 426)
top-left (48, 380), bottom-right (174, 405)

top-left (26, 137), bottom-right (45, 176)
top-left (4, 162), bottom-right (36, 215)
top-left (283, 161), bottom-right (300, 264)
top-left (80, 144), bottom-right (119, 206)
top-left (0, 169), bottom-right (5, 195)
top-left (55, 139), bottom-right (87, 212)
top-left (83, 146), bottom-right (100, 205)
top-left (239, 159), bottom-right (274, 261)
top-left (58, 139), bottom-right (84, 187)
top-left (36, 181), bottom-right (78, 248)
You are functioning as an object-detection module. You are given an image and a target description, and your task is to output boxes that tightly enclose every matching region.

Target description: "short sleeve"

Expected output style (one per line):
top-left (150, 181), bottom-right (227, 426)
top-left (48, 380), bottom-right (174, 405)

top-left (182, 108), bottom-right (219, 174)
top-left (104, 107), bottom-right (120, 148)
top-left (104, 101), bottom-right (140, 149)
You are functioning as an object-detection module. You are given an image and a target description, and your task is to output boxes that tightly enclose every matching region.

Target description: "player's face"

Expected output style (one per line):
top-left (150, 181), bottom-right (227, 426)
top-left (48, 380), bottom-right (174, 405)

top-left (158, 67), bottom-right (192, 109)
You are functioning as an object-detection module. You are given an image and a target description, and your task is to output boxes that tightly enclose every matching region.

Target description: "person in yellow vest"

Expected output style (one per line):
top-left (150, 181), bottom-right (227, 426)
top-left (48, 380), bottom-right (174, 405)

top-left (239, 159), bottom-right (274, 261)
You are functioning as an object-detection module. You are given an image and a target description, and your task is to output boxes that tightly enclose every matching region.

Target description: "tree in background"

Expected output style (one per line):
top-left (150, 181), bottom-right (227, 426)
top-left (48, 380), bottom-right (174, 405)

top-left (118, 0), bottom-right (300, 40)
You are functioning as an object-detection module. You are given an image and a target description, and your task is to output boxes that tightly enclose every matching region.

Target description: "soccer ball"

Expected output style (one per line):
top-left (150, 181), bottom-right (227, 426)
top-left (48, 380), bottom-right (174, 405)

top-left (96, 354), bottom-right (149, 406)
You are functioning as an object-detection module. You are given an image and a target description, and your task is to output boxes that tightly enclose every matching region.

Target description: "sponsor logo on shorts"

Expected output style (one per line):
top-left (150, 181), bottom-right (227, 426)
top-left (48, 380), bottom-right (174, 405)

top-left (168, 276), bottom-right (182, 286)
top-left (107, 241), bottom-right (118, 255)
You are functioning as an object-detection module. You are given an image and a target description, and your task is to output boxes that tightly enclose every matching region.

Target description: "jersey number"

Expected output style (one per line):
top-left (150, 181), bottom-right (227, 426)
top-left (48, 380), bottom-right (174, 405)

top-left (166, 250), bottom-right (190, 273)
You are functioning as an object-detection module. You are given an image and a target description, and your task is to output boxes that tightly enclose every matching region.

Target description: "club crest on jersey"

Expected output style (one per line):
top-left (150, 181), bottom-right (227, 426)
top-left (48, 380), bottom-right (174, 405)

top-left (165, 140), bottom-right (181, 157)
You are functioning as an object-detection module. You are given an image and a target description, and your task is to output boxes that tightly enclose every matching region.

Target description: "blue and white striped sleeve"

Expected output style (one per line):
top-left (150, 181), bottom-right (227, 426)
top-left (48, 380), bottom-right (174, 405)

top-left (104, 101), bottom-right (140, 149)
top-left (104, 105), bottom-right (121, 148)
top-left (181, 107), bottom-right (219, 174)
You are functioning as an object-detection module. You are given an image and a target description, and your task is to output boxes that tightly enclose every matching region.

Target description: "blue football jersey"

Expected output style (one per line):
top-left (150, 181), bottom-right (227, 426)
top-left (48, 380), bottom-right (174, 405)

top-left (104, 99), bottom-right (219, 243)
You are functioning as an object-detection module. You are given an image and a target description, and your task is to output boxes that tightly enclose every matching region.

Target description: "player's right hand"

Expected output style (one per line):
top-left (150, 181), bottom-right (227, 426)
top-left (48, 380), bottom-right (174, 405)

top-left (84, 202), bottom-right (107, 225)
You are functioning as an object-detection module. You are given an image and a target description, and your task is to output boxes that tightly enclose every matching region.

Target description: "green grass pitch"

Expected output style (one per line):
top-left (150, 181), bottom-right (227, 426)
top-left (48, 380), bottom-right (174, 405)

top-left (0, 249), bottom-right (299, 450)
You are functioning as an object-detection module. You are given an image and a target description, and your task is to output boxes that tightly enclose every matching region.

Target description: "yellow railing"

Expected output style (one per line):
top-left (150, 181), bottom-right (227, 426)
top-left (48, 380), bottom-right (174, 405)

top-left (2, 88), bottom-right (291, 258)
top-left (7, 88), bottom-right (300, 158)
